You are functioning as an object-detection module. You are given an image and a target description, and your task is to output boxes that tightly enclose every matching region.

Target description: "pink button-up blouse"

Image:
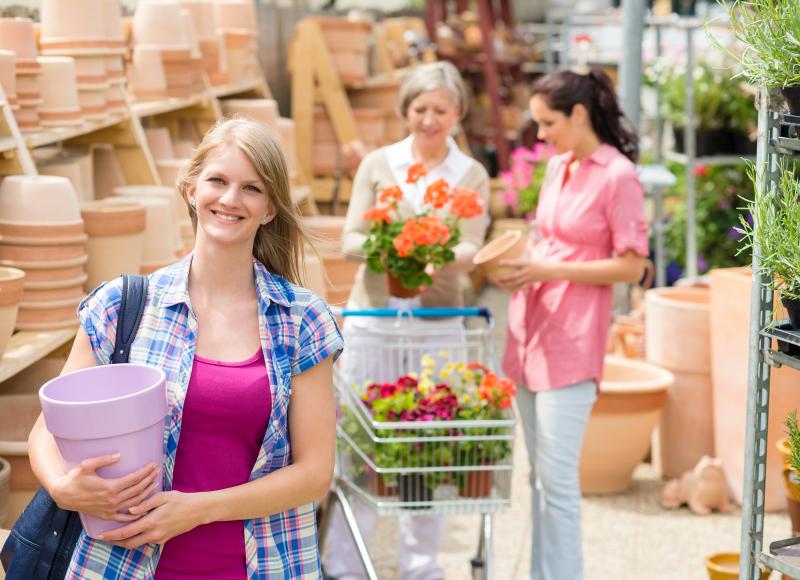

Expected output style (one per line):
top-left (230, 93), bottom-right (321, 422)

top-left (502, 144), bottom-right (648, 392)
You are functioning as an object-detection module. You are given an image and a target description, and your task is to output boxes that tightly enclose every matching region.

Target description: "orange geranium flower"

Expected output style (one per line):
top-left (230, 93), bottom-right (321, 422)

top-left (393, 233), bottom-right (415, 257)
top-left (406, 163), bottom-right (428, 184)
top-left (423, 178), bottom-right (451, 209)
top-left (401, 216), bottom-right (451, 247)
top-left (379, 185), bottom-right (403, 205)
top-left (363, 206), bottom-right (392, 224)
top-left (450, 187), bottom-right (484, 219)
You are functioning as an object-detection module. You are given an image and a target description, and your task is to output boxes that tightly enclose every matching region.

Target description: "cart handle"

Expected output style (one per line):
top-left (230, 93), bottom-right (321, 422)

top-left (339, 307), bottom-right (492, 322)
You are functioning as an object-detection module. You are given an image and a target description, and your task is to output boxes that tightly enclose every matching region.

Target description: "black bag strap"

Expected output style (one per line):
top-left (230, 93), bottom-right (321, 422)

top-left (111, 274), bottom-right (148, 364)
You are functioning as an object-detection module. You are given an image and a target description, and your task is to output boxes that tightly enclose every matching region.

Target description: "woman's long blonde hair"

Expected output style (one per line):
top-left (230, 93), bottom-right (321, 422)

top-left (177, 117), bottom-right (308, 285)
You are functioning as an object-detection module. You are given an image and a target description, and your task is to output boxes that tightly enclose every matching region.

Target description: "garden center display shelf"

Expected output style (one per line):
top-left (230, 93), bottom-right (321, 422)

top-left (131, 94), bottom-right (206, 118)
top-left (741, 90), bottom-right (800, 580)
top-left (25, 112), bottom-right (130, 149)
top-left (0, 328), bottom-right (76, 385)
top-left (0, 136), bottom-right (16, 154)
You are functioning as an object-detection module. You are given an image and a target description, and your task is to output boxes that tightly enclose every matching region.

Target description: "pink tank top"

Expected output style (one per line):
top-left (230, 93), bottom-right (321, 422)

top-left (155, 350), bottom-right (270, 580)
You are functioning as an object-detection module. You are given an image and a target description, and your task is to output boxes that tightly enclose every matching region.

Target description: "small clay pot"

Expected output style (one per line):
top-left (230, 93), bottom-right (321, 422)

top-left (0, 18), bottom-right (39, 70)
top-left (0, 175), bottom-right (81, 223)
top-left (472, 229), bottom-right (527, 278)
top-left (40, 0), bottom-right (106, 50)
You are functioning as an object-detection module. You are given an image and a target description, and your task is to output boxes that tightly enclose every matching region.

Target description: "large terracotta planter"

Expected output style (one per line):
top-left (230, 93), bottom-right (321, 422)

top-left (0, 394), bottom-right (41, 528)
top-left (473, 230), bottom-right (527, 279)
top-left (709, 267), bottom-right (800, 511)
top-left (580, 356), bottom-right (673, 494)
top-left (0, 175), bottom-right (81, 223)
top-left (645, 287), bottom-right (713, 478)
top-left (0, 267), bottom-right (25, 357)
top-left (81, 201), bottom-right (146, 289)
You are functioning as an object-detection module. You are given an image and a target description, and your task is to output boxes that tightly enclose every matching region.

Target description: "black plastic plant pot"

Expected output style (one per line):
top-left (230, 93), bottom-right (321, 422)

top-left (673, 127), bottom-right (735, 156)
top-left (398, 474), bottom-right (433, 510)
top-left (775, 322), bottom-right (800, 357)
top-left (781, 86), bottom-right (800, 116)
top-left (780, 295), bottom-right (800, 330)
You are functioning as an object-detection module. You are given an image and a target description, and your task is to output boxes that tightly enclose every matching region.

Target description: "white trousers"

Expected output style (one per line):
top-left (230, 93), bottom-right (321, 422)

top-left (515, 381), bottom-right (597, 580)
top-left (323, 500), bottom-right (445, 580)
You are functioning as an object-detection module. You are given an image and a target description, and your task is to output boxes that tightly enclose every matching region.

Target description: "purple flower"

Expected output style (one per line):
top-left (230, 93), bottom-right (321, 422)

top-left (744, 211), bottom-right (754, 226)
top-left (698, 254), bottom-right (709, 273)
top-left (728, 226), bottom-right (742, 240)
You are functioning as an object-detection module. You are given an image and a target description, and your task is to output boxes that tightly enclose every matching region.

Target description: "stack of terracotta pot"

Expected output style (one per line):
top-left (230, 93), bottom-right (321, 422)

top-left (35, 147), bottom-right (95, 201)
top-left (0, 175), bottom-right (87, 331)
top-left (80, 200), bottom-right (146, 290)
top-left (110, 186), bottom-right (184, 272)
top-left (302, 216), bottom-right (359, 306)
top-left (348, 78), bottom-right (409, 144)
top-left (0, 267), bottom-right (25, 356)
top-left (131, 0), bottom-right (204, 99)
top-left (39, 0), bottom-right (128, 120)
top-left (0, 18), bottom-right (42, 132)
top-left (313, 106), bottom-right (385, 177)
top-left (180, 0), bottom-right (226, 85)
top-left (211, 0), bottom-right (261, 86)
top-left (112, 184), bottom-right (190, 256)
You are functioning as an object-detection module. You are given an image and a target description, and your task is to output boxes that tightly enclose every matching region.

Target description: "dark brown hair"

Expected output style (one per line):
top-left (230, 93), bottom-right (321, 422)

top-left (530, 69), bottom-right (639, 162)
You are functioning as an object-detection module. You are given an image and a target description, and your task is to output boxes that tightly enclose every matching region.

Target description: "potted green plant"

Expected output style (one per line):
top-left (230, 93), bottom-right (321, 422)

top-left (717, 0), bottom-right (800, 113)
top-left (737, 162), bottom-right (800, 331)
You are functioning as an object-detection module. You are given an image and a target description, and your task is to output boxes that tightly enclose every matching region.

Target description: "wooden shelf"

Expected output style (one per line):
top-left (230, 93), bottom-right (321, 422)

top-left (0, 136), bottom-right (16, 154)
top-left (211, 79), bottom-right (264, 98)
top-left (0, 328), bottom-right (76, 384)
top-left (131, 94), bottom-right (205, 118)
top-left (24, 113), bottom-right (131, 149)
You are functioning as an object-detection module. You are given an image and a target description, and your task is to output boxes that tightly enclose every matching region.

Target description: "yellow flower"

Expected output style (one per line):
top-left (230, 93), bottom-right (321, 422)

top-left (465, 370), bottom-right (474, 382)
top-left (440, 369), bottom-right (451, 379)
top-left (421, 354), bottom-right (435, 369)
top-left (439, 350), bottom-right (450, 359)
top-left (463, 395), bottom-right (471, 404)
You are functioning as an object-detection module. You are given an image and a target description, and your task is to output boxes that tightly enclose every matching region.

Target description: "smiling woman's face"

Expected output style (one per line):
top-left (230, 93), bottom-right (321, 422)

top-left (188, 144), bottom-right (272, 249)
top-left (406, 88), bottom-right (461, 148)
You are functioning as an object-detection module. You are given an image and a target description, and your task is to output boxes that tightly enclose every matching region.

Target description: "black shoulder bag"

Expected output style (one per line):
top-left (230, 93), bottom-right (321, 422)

top-left (1, 274), bottom-right (149, 579)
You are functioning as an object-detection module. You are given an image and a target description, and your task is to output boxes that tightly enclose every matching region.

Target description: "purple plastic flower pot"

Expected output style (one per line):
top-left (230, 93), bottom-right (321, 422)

top-left (39, 363), bottom-right (167, 538)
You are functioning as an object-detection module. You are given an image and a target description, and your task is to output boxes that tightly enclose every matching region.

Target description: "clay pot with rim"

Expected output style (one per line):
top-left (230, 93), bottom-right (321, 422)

top-left (0, 393), bottom-right (41, 528)
top-left (81, 201), bottom-right (146, 290)
top-left (0, 175), bottom-right (81, 224)
top-left (111, 185), bottom-right (186, 254)
top-left (106, 196), bottom-right (177, 272)
top-left (0, 220), bottom-right (86, 246)
top-left (0, 18), bottom-right (39, 72)
top-left (35, 56), bottom-right (83, 127)
top-left (473, 229), bottom-right (527, 279)
top-left (0, 267), bottom-right (25, 357)
top-left (386, 274), bottom-right (421, 299)
top-left (40, 0), bottom-right (106, 50)
top-left (777, 436), bottom-right (800, 533)
top-left (645, 286), bottom-right (714, 478)
top-left (132, 1), bottom-right (193, 49)
top-left (16, 296), bottom-right (82, 330)
top-left (36, 148), bottom-right (95, 202)
top-left (180, 0), bottom-right (218, 42)
top-left (155, 159), bottom-right (189, 189)
top-left (128, 45), bottom-right (168, 101)
top-left (580, 356), bottom-right (673, 494)
top-left (705, 552), bottom-right (770, 580)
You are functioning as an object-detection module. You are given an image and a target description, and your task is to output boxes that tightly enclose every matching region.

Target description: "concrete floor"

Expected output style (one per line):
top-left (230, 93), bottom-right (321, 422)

top-left (331, 286), bottom-right (791, 579)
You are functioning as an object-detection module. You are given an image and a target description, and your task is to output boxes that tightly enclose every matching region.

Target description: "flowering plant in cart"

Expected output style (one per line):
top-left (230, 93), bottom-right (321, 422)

top-left (362, 163), bottom-right (484, 290)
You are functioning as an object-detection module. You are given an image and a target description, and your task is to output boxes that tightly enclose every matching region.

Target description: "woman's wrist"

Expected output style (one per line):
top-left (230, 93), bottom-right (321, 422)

top-left (194, 490), bottom-right (222, 526)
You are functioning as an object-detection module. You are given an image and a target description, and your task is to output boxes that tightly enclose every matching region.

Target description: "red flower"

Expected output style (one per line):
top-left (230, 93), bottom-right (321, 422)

top-left (693, 165), bottom-right (710, 177)
top-left (450, 187), bottom-right (484, 219)
top-left (363, 206), bottom-right (392, 224)
top-left (406, 163), bottom-right (428, 184)
top-left (423, 178), bottom-right (451, 208)
top-left (379, 185), bottom-right (403, 205)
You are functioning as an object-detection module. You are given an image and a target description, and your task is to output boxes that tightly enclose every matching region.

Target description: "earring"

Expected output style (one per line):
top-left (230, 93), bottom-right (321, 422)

top-left (189, 198), bottom-right (196, 209)
top-left (260, 216), bottom-right (270, 226)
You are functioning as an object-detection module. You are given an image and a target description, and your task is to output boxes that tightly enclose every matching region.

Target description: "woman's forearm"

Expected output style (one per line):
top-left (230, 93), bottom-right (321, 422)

top-left (28, 415), bottom-right (68, 493)
top-left (551, 254), bottom-right (645, 285)
top-left (196, 458), bottom-right (332, 524)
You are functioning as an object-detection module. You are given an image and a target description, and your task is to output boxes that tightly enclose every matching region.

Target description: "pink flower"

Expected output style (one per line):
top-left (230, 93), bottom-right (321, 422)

top-left (531, 142), bottom-right (555, 162)
top-left (511, 160), bottom-right (533, 189)
top-left (510, 147), bottom-right (537, 164)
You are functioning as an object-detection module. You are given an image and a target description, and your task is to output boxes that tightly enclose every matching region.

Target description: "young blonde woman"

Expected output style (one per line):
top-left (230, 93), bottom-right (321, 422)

top-left (324, 61), bottom-right (489, 580)
top-left (27, 118), bottom-right (344, 578)
top-left (494, 69), bottom-right (648, 580)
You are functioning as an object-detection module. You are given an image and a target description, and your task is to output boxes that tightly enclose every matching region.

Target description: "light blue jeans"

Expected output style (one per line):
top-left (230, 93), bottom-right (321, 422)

top-left (515, 380), bottom-right (597, 580)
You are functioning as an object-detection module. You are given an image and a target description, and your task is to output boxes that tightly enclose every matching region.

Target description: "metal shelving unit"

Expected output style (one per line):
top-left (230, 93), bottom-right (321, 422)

top-left (740, 89), bottom-right (800, 580)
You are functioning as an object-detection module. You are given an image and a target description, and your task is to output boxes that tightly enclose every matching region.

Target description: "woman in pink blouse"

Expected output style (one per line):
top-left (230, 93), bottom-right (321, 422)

top-left (492, 69), bottom-right (648, 580)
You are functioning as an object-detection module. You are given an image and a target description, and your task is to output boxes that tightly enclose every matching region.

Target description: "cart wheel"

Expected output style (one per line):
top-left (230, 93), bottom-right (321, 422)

top-left (470, 556), bottom-right (485, 580)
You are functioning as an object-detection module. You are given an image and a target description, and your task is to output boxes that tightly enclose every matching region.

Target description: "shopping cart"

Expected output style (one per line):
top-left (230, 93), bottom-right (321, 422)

top-left (320, 307), bottom-right (516, 580)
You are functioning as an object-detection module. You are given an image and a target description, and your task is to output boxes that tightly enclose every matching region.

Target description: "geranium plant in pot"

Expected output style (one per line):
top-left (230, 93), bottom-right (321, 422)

top-left (716, 0), bottom-right (800, 114)
top-left (737, 162), bottom-right (800, 333)
top-left (419, 355), bottom-right (517, 498)
top-left (362, 163), bottom-right (484, 298)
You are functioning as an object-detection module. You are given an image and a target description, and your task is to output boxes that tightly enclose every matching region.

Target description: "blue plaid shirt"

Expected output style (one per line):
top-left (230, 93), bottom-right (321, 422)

top-left (67, 254), bottom-right (343, 579)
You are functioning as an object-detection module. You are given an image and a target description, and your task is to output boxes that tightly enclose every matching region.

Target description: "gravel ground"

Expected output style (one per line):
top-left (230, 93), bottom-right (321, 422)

top-left (324, 286), bottom-right (791, 579)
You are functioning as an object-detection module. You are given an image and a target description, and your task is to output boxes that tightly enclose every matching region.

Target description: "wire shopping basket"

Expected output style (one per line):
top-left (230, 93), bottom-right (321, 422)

top-left (321, 307), bottom-right (516, 580)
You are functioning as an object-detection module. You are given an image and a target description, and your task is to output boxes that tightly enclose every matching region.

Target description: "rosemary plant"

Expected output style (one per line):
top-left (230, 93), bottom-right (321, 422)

top-left (715, 0), bottom-right (800, 87)
top-left (737, 161), bottom-right (800, 301)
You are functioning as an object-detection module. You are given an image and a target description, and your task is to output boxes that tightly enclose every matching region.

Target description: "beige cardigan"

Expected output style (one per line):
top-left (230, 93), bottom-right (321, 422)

top-left (341, 147), bottom-right (490, 308)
